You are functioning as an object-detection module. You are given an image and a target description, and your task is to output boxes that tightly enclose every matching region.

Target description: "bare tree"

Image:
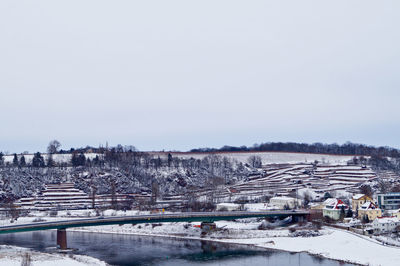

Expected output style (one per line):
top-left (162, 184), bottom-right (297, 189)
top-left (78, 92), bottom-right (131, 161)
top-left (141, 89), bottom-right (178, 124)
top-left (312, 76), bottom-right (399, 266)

top-left (359, 184), bottom-right (373, 197)
top-left (47, 140), bottom-right (61, 154)
top-left (248, 155), bottom-right (262, 168)
top-left (377, 179), bottom-right (391, 194)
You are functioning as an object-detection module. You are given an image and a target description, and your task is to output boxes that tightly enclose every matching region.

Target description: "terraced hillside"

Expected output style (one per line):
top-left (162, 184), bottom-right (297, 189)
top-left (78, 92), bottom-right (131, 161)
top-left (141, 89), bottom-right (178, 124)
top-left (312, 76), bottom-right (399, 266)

top-left (190, 163), bottom-right (378, 203)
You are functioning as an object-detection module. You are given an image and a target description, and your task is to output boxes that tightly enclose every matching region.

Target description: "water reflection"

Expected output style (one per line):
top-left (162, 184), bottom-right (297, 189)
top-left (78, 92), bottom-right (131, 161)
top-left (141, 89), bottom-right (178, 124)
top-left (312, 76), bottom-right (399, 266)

top-left (0, 231), bottom-right (354, 266)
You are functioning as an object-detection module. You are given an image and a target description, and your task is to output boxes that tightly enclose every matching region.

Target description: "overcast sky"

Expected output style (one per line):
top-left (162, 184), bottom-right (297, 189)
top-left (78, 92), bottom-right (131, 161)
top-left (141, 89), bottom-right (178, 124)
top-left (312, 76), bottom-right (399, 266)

top-left (1, 1), bottom-right (399, 153)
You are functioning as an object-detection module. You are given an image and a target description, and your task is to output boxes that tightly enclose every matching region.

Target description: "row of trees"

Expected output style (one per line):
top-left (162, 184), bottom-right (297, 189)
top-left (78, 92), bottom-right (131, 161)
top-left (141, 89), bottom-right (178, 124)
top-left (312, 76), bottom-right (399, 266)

top-left (0, 152), bottom-right (91, 168)
top-left (191, 141), bottom-right (400, 158)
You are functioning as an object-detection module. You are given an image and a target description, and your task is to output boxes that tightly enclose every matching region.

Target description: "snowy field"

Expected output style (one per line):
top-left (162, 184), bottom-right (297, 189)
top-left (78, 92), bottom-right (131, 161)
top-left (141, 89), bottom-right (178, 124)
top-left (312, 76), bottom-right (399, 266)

top-left (4, 151), bottom-right (356, 165)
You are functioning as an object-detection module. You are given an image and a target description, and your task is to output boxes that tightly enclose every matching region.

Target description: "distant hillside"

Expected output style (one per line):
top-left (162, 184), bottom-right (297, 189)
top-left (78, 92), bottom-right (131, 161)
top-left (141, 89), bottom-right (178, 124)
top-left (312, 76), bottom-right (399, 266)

top-left (190, 142), bottom-right (400, 158)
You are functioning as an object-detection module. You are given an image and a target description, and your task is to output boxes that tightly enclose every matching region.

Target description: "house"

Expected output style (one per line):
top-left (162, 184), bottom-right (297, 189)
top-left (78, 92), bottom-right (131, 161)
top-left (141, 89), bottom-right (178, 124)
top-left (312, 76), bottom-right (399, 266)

top-left (216, 203), bottom-right (241, 211)
top-left (323, 198), bottom-right (349, 220)
top-left (351, 194), bottom-right (373, 212)
top-left (269, 196), bottom-right (301, 209)
top-left (372, 216), bottom-right (400, 234)
top-left (358, 201), bottom-right (382, 221)
top-left (377, 192), bottom-right (400, 210)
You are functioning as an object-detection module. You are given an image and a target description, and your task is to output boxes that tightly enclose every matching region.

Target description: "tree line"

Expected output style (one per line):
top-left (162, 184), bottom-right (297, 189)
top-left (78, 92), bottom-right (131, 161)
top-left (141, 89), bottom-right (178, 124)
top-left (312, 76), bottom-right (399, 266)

top-left (191, 141), bottom-right (400, 158)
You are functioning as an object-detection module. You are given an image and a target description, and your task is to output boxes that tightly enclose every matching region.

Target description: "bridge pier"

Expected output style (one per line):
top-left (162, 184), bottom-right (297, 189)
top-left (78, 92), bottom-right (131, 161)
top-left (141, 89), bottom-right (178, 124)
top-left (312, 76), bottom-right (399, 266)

top-left (57, 228), bottom-right (67, 250)
top-left (200, 222), bottom-right (216, 235)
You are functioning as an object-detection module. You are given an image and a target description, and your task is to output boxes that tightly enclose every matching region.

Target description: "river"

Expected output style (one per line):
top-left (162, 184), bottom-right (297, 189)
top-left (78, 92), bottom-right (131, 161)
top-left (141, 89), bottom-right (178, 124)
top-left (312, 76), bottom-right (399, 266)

top-left (0, 231), bottom-right (355, 266)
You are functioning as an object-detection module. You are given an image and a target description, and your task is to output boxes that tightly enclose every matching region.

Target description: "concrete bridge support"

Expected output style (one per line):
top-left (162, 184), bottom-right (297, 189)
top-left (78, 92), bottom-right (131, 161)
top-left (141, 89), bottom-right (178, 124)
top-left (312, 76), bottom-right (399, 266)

top-left (200, 222), bottom-right (216, 235)
top-left (57, 228), bottom-right (67, 250)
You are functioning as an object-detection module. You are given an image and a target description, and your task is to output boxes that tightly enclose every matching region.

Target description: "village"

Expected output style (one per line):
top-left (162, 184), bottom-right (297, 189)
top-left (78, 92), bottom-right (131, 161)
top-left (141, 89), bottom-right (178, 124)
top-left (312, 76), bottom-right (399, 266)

top-left (4, 177), bottom-right (400, 248)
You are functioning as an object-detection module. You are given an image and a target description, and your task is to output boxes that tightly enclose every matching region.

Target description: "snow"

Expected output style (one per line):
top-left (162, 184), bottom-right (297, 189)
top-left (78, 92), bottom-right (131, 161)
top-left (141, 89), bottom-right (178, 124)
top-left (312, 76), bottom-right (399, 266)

top-left (67, 220), bottom-right (400, 266)
top-left (374, 216), bottom-right (399, 224)
top-left (359, 201), bottom-right (377, 210)
top-left (0, 245), bottom-right (107, 266)
top-left (3, 210), bottom-right (400, 265)
top-left (352, 194), bottom-right (366, 200)
top-left (219, 228), bottom-right (400, 266)
top-left (152, 151), bottom-right (356, 165)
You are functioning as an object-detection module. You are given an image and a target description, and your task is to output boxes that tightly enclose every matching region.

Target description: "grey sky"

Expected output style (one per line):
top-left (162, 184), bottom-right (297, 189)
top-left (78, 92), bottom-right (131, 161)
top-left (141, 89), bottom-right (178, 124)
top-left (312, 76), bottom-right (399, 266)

top-left (1, 1), bottom-right (399, 153)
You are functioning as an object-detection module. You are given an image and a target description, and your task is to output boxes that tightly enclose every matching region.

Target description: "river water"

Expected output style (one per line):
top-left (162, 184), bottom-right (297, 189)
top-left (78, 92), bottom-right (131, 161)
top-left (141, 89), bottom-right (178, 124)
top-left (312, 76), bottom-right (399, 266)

top-left (0, 231), bottom-right (355, 266)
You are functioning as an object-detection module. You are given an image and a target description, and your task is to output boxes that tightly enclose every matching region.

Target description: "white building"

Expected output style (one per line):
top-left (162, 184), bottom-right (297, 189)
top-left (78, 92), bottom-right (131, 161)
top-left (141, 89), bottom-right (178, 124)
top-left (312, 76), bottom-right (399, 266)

top-left (269, 196), bottom-right (301, 209)
top-left (322, 198), bottom-right (349, 220)
top-left (216, 203), bottom-right (241, 211)
top-left (372, 217), bottom-right (400, 234)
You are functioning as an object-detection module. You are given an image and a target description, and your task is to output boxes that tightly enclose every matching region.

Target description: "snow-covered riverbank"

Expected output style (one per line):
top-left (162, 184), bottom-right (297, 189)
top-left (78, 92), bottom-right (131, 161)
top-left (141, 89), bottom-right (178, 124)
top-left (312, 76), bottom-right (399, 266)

top-left (68, 220), bottom-right (399, 266)
top-left (2, 211), bottom-right (400, 266)
top-left (0, 245), bottom-right (108, 266)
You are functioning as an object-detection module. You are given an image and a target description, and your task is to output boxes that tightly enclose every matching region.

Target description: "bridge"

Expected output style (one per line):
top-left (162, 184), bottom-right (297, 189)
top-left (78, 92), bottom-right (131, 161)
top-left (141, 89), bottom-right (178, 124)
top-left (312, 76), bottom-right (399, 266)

top-left (0, 210), bottom-right (310, 249)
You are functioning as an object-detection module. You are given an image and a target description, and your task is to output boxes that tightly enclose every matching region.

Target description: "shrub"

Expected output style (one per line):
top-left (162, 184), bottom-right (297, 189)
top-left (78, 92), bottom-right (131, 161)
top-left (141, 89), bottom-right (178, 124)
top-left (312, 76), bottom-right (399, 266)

top-left (21, 253), bottom-right (32, 266)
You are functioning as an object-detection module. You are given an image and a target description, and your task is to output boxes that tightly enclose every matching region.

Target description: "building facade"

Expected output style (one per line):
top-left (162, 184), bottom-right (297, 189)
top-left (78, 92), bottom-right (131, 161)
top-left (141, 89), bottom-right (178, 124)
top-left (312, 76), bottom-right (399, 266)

top-left (351, 194), bottom-right (373, 212)
top-left (377, 192), bottom-right (400, 210)
top-left (358, 201), bottom-right (382, 221)
top-left (372, 217), bottom-right (400, 234)
top-left (323, 198), bottom-right (349, 220)
top-left (269, 196), bottom-right (301, 209)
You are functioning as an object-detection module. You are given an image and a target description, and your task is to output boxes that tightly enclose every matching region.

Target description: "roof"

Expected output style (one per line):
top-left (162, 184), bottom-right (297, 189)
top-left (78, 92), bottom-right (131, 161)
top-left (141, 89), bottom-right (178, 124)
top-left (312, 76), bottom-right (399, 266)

top-left (374, 216), bottom-right (399, 224)
top-left (359, 201), bottom-right (378, 210)
top-left (352, 194), bottom-right (365, 200)
top-left (270, 196), bottom-right (297, 201)
top-left (352, 194), bottom-right (371, 200)
top-left (324, 198), bottom-right (349, 210)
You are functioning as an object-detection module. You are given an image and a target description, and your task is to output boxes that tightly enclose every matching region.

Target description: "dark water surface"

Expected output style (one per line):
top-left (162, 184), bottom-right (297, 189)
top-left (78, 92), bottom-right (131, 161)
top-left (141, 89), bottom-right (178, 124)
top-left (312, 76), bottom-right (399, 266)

top-left (0, 231), bottom-right (355, 266)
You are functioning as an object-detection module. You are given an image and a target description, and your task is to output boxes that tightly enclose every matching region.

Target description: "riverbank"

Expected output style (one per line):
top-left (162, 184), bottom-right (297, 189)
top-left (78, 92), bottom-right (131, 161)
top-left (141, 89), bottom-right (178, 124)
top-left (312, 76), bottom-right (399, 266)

top-left (68, 220), bottom-right (398, 266)
top-left (1, 212), bottom-right (399, 265)
top-left (0, 244), bottom-right (108, 266)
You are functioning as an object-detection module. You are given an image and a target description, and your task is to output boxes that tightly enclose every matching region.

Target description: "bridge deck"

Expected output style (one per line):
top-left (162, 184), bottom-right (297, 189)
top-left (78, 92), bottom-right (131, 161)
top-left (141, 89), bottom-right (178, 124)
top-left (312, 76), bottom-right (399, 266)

top-left (0, 211), bottom-right (309, 234)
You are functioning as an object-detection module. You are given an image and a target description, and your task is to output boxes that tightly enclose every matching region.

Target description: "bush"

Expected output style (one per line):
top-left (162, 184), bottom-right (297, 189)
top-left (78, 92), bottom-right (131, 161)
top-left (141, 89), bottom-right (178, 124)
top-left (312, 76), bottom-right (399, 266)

top-left (32, 218), bottom-right (46, 223)
top-left (21, 253), bottom-right (32, 266)
top-left (151, 223), bottom-right (162, 228)
top-left (289, 227), bottom-right (297, 233)
top-left (312, 220), bottom-right (322, 230)
top-left (49, 210), bottom-right (58, 217)
top-left (324, 216), bottom-right (332, 224)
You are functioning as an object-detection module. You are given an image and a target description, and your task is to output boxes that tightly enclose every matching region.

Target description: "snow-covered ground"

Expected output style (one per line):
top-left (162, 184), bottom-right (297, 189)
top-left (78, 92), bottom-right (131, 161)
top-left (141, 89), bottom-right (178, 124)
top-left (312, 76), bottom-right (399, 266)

top-left (4, 151), bottom-right (354, 165)
top-left (0, 245), bottom-right (107, 266)
top-left (71, 221), bottom-right (400, 266)
top-left (153, 151), bottom-right (356, 165)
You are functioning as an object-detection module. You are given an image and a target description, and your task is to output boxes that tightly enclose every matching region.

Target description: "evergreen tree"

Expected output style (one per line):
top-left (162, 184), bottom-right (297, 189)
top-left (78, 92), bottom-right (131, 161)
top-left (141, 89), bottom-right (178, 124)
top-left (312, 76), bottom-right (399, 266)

top-left (0, 152), bottom-right (4, 167)
top-left (346, 208), bottom-right (353, 218)
top-left (12, 154), bottom-right (18, 167)
top-left (323, 192), bottom-right (332, 200)
top-left (19, 155), bottom-right (26, 167)
top-left (168, 153), bottom-right (172, 168)
top-left (339, 206), bottom-right (346, 221)
top-left (71, 152), bottom-right (86, 167)
top-left (32, 152), bottom-right (45, 167)
top-left (47, 154), bottom-right (55, 167)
